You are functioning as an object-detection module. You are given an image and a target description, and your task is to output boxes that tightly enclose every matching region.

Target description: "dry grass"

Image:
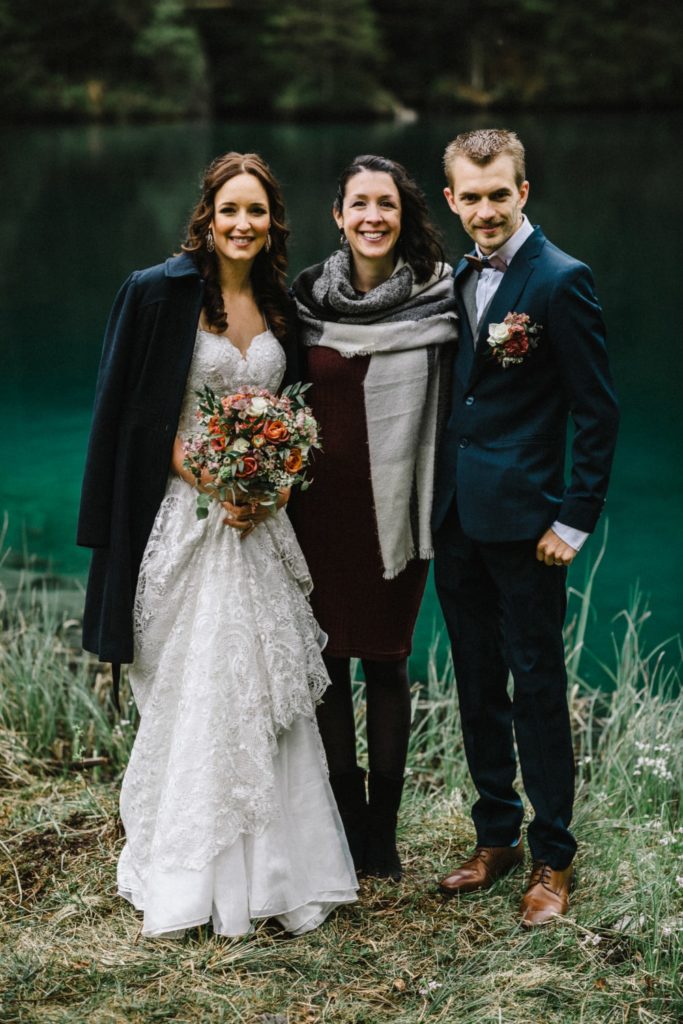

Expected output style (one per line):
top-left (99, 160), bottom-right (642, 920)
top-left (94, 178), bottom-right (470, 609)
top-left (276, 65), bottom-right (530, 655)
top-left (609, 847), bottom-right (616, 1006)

top-left (1, 769), bottom-right (681, 1024)
top-left (1, 549), bottom-right (682, 1023)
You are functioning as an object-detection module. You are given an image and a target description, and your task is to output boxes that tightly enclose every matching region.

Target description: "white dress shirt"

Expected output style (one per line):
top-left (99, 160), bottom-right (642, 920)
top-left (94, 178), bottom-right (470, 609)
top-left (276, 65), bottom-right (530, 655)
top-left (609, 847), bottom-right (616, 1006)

top-left (472, 216), bottom-right (588, 553)
top-left (474, 216), bottom-right (534, 322)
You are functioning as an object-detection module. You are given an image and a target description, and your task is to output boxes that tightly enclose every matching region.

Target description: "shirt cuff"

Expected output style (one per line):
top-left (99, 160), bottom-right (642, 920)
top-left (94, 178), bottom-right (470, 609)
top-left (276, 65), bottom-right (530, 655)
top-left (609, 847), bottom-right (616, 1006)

top-left (551, 521), bottom-right (589, 552)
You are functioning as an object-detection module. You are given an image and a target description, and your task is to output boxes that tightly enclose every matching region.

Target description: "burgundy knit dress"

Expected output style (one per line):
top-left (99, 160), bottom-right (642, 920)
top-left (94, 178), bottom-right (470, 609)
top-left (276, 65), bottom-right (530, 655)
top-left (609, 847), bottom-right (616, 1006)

top-left (292, 346), bottom-right (429, 662)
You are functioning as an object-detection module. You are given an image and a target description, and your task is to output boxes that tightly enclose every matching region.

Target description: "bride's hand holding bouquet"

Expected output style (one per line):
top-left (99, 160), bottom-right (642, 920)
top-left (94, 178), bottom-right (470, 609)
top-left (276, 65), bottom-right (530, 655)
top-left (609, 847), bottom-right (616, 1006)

top-left (182, 382), bottom-right (321, 538)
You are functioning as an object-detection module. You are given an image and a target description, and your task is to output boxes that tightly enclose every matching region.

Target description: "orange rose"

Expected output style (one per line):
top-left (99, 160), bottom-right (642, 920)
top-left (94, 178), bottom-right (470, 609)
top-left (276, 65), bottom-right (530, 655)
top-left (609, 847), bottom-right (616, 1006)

top-left (210, 436), bottom-right (227, 451)
top-left (284, 448), bottom-right (303, 473)
top-left (262, 419), bottom-right (290, 444)
top-left (207, 415), bottom-right (223, 436)
top-left (236, 456), bottom-right (259, 478)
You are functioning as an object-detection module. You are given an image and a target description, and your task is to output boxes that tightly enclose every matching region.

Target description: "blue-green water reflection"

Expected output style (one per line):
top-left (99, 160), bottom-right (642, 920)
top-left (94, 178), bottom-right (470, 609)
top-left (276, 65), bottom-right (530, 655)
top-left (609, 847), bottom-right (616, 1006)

top-left (1, 114), bottom-right (681, 681)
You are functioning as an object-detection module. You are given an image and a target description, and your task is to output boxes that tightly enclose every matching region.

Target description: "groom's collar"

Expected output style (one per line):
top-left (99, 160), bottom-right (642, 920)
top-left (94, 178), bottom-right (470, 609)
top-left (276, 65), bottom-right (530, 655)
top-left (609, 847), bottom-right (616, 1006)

top-left (474, 214), bottom-right (534, 268)
top-left (454, 223), bottom-right (545, 282)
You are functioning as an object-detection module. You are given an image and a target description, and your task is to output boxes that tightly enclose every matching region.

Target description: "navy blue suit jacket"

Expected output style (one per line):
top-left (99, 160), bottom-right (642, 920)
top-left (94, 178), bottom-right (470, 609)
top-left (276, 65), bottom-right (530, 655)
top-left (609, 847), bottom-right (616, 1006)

top-left (432, 227), bottom-right (619, 541)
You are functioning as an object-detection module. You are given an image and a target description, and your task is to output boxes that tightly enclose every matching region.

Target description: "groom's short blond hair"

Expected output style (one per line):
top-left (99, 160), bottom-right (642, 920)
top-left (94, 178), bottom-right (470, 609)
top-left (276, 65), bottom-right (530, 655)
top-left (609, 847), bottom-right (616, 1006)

top-left (443, 130), bottom-right (526, 188)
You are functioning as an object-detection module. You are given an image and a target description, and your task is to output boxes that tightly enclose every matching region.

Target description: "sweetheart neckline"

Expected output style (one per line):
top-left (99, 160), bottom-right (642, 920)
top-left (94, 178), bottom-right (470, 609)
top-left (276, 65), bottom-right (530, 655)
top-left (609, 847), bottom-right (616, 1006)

top-left (196, 327), bottom-right (272, 362)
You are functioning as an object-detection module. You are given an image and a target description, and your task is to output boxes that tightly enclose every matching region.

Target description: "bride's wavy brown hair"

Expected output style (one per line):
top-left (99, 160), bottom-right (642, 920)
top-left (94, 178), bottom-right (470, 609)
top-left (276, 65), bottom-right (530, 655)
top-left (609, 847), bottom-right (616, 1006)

top-left (182, 152), bottom-right (290, 340)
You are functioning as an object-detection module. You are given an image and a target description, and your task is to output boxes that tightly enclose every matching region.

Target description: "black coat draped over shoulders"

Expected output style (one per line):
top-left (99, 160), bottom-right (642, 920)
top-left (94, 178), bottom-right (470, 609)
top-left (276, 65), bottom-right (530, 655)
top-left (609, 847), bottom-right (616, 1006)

top-left (78, 252), bottom-right (300, 664)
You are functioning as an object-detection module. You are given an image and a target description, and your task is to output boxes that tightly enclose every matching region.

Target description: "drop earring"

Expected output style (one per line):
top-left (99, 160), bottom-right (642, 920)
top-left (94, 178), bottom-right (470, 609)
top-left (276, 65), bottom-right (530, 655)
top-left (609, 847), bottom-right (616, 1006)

top-left (339, 232), bottom-right (346, 247)
top-left (265, 232), bottom-right (272, 253)
top-left (206, 228), bottom-right (215, 253)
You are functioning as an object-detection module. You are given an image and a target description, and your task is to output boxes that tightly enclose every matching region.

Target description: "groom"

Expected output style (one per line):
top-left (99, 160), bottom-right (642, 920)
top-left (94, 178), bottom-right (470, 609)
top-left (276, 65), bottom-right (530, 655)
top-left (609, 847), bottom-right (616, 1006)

top-left (432, 129), bottom-right (619, 925)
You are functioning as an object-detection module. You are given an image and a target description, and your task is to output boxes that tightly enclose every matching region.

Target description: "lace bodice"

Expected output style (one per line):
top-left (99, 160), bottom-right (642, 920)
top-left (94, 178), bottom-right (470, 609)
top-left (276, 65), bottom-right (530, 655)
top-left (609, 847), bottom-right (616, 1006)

top-left (177, 329), bottom-right (286, 437)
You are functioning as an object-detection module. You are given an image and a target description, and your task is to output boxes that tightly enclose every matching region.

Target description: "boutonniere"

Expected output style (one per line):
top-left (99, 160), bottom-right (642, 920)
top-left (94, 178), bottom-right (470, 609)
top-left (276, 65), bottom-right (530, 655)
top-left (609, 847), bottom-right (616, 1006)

top-left (487, 312), bottom-right (542, 368)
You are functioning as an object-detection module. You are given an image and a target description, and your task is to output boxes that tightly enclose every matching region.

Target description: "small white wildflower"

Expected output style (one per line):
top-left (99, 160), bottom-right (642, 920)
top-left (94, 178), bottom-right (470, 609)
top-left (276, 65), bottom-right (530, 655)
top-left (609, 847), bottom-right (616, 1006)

top-left (662, 927), bottom-right (672, 938)
top-left (591, 934), bottom-right (602, 945)
top-left (634, 755), bottom-right (674, 783)
top-left (418, 981), bottom-right (443, 995)
top-left (675, 876), bottom-right (683, 887)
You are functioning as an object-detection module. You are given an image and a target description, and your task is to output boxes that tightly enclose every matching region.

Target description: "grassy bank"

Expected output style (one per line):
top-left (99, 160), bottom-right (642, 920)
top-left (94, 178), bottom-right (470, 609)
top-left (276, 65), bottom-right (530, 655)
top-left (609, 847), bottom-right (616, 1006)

top-left (0, 566), bottom-right (681, 1023)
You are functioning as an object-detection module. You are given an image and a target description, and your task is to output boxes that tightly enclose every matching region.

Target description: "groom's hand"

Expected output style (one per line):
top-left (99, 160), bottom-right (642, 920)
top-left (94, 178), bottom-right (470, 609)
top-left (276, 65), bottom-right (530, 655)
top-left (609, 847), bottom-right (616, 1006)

top-left (536, 528), bottom-right (578, 567)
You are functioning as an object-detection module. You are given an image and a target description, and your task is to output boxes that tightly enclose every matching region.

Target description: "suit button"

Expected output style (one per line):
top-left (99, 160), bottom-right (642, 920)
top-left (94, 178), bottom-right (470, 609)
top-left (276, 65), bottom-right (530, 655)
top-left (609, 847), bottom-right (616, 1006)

top-left (465, 395), bottom-right (474, 406)
top-left (459, 437), bottom-right (469, 448)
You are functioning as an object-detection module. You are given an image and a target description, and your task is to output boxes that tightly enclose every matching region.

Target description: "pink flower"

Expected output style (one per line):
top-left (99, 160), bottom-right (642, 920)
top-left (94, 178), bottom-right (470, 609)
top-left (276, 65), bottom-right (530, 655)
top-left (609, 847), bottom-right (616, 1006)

top-left (487, 311), bottom-right (541, 368)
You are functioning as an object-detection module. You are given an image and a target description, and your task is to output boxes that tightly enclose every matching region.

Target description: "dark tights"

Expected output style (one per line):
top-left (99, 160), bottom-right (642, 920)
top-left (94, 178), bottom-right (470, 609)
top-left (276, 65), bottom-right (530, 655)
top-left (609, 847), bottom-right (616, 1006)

top-left (316, 654), bottom-right (411, 780)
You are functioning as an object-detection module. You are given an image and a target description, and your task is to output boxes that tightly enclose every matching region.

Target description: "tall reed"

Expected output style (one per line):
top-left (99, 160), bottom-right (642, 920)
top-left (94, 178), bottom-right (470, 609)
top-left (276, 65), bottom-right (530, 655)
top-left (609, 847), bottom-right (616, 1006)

top-left (0, 572), bottom-right (137, 774)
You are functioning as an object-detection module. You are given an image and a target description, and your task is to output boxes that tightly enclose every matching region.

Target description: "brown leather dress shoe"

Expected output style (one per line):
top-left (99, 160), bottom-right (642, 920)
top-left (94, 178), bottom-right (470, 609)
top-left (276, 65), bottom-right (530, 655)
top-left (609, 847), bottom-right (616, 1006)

top-left (438, 842), bottom-right (524, 896)
top-left (520, 861), bottom-right (574, 927)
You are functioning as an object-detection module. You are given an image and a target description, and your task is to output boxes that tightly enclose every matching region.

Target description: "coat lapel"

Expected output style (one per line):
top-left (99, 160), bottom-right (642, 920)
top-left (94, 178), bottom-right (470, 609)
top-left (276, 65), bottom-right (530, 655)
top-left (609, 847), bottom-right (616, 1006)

top-left (467, 228), bottom-right (546, 389)
top-left (164, 252), bottom-right (201, 278)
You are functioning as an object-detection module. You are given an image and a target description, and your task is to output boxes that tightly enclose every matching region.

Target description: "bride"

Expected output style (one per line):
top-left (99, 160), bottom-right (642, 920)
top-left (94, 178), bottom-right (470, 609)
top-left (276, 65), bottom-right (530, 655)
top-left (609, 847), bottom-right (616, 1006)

top-left (77, 152), bottom-right (358, 937)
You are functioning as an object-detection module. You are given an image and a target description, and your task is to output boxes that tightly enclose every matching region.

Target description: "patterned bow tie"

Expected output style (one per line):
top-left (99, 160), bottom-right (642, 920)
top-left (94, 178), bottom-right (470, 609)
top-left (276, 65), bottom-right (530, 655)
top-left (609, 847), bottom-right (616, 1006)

top-left (464, 253), bottom-right (507, 273)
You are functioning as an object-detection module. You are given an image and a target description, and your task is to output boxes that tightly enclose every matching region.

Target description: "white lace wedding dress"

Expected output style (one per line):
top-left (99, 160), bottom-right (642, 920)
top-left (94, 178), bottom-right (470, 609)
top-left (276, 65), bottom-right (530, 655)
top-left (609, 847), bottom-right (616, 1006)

top-left (117, 328), bottom-right (358, 937)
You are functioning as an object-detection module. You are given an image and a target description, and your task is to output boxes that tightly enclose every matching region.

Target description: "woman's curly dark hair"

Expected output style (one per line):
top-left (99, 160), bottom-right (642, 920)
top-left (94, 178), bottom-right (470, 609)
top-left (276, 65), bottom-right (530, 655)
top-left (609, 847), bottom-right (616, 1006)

top-left (333, 155), bottom-right (445, 284)
top-left (182, 152), bottom-right (290, 341)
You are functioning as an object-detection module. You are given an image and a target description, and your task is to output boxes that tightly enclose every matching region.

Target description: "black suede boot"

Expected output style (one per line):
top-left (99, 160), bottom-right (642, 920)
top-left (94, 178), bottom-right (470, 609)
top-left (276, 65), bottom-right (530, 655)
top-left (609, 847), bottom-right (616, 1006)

top-left (364, 772), bottom-right (404, 881)
top-left (329, 767), bottom-right (367, 872)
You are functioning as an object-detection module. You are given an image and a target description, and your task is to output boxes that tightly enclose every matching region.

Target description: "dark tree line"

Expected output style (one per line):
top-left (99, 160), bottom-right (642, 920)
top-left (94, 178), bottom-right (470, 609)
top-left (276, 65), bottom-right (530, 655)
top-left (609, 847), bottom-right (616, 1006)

top-left (0, 0), bottom-right (207, 121)
top-left (1, 0), bottom-right (680, 122)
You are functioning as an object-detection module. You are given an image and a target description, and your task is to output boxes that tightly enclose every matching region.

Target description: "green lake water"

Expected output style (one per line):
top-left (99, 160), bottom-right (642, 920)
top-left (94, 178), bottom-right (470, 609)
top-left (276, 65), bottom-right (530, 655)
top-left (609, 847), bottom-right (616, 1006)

top-left (1, 113), bottom-right (681, 683)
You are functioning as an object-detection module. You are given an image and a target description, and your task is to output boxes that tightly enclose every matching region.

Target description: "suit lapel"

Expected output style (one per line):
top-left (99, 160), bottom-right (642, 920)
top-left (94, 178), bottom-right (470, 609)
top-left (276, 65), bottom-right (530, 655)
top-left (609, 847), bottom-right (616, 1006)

top-left (453, 258), bottom-right (476, 379)
top-left (461, 271), bottom-right (479, 340)
top-left (467, 228), bottom-right (546, 389)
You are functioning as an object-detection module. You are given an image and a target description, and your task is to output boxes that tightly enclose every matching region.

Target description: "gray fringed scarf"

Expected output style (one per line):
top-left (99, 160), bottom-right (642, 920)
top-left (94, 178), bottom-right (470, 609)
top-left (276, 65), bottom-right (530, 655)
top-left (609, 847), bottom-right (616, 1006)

top-left (293, 248), bottom-right (458, 578)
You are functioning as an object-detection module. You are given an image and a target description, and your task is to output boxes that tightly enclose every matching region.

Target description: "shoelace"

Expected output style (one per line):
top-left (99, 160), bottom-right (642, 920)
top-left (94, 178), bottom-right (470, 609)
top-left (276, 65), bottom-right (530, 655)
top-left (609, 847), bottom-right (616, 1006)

top-left (466, 847), bottom-right (493, 866)
top-left (528, 862), bottom-right (554, 890)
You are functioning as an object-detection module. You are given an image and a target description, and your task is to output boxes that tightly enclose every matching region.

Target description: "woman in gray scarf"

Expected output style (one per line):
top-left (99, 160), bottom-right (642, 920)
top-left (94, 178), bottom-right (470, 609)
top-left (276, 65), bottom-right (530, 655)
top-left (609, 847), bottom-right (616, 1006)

top-left (291, 156), bottom-right (458, 880)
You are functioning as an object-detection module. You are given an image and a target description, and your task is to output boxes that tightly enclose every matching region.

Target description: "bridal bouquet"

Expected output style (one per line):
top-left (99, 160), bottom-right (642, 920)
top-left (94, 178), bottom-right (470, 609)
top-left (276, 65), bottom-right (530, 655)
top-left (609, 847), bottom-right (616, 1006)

top-left (183, 382), bottom-right (321, 520)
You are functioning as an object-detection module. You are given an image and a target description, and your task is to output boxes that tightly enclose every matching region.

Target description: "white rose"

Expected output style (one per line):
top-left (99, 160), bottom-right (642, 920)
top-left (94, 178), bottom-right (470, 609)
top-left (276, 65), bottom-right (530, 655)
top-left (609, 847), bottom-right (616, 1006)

top-left (488, 322), bottom-right (510, 343)
top-left (247, 396), bottom-right (268, 415)
top-left (232, 437), bottom-right (249, 452)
